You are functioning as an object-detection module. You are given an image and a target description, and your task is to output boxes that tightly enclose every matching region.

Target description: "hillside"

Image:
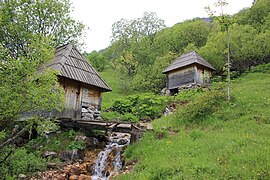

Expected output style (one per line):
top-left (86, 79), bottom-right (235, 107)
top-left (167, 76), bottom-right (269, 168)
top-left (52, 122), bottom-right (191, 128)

top-left (99, 68), bottom-right (126, 109)
top-left (115, 66), bottom-right (270, 179)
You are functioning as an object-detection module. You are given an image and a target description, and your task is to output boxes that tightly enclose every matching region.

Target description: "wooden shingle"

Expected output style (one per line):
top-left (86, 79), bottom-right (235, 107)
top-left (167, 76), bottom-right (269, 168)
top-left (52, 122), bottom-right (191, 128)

top-left (44, 43), bottom-right (111, 92)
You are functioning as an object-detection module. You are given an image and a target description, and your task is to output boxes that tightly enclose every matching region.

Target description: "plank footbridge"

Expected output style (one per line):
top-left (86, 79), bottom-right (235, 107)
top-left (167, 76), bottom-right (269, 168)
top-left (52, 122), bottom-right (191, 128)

top-left (59, 119), bottom-right (152, 143)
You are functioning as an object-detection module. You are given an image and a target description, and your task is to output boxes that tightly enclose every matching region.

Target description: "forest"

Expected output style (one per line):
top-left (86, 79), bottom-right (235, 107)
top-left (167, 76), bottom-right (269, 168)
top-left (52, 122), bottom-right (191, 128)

top-left (0, 0), bottom-right (270, 179)
top-left (86, 0), bottom-right (270, 94)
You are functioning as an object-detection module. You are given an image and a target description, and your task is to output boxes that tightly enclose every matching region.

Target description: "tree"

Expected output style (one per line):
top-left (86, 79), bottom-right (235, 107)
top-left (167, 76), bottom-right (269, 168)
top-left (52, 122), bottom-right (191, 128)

top-left (0, 0), bottom-right (85, 147)
top-left (0, 0), bottom-right (85, 58)
top-left (86, 51), bottom-right (106, 72)
top-left (0, 37), bottom-right (65, 129)
top-left (154, 20), bottom-right (212, 54)
top-left (109, 12), bottom-right (165, 93)
top-left (132, 52), bottom-right (177, 93)
top-left (235, 0), bottom-right (270, 32)
top-left (205, 0), bottom-right (232, 101)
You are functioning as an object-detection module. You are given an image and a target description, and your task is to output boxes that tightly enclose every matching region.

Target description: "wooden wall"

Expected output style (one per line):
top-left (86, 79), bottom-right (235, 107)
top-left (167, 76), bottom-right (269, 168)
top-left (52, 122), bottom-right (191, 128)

top-left (196, 65), bottom-right (212, 85)
top-left (58, 77), bottom-right (82, 119)
top-left (58, 77), bottom-right (102, 119)
top-left (167, 65), bottom-right (195, 89)
top-left (81, 86), bottom-right (101, 110)
top-left (166, 64), bottom-right (212, 90)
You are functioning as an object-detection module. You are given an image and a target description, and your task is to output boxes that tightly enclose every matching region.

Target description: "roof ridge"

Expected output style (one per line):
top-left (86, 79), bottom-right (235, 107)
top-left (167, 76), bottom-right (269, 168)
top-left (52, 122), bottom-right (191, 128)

top-left (61, 43), bottom-right (72, 65)
top-left (163, 51), bottom-right (215, 73)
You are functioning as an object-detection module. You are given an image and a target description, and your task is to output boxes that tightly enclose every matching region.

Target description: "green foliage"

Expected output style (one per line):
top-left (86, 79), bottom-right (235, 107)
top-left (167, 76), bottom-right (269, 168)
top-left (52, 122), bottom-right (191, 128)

top-left (0, 0), bottom-right (85, 55)
top-left (0, 148), bottom-right (46, 178)
top-left (174, 90), bottom-right (226, 125)
top-left (235, 0), bottom-right (270, 32)
top-left (86, 50), bottom-right (106, 72)
top-left (26, 130), bottom-right (80, 153)
top-left (68, 129), bottom-right (76, 138)
top-left (0, 38), bottom-right (65, 127)
top-left (250, 63), bottom-right (270, 73)
top-left (117, 71), bottom-right (270, 180)
top-left (120, 113), bottom-right (138, 122)
top-left (111, 94), bottom-right (170, 120)
top-left (102, 111), bottom-right (139, 122)
top-left (36, 118), bottom-right (60, 137)
top-left (132, 52), bottom-right (177, 93)
top-left (102, 111), bottom-right (122, 121)
top-left (68, 141), bottom-right (85, 150)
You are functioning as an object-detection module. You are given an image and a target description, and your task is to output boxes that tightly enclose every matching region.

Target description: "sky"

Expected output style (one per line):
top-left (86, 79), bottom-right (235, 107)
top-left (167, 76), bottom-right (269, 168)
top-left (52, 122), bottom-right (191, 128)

top-left (71, 0), bottom-right (254, 52)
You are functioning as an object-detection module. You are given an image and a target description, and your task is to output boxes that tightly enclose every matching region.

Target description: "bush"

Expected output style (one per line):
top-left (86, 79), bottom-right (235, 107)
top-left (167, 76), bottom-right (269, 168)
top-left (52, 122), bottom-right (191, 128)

top-left (0, 148), bottom-right (46, 178)
top-left (68, 141), bottom-right (85, 150)
top-left (174, 90), bottom-right (226, 125)
top-left (102, 111), bottom-right (122, 121)
top-left (250, 63), bottom-right (270, 73)
top-left (120, 113), bottom-right (138, 122)
top-left (111, 93), bottom-right (170, 120)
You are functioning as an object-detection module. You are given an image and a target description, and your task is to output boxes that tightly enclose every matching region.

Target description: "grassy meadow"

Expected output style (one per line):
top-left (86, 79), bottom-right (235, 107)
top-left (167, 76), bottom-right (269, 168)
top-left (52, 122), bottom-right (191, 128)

top-left (110, 67), bottom-right (270, 179)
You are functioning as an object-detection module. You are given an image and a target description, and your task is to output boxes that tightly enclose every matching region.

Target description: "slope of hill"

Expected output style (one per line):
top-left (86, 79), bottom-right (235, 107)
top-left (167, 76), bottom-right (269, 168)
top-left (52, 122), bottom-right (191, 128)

top-left (117, 66), bottom-right (270, 179)
top-left (99, 68), bottom-right (126, 110)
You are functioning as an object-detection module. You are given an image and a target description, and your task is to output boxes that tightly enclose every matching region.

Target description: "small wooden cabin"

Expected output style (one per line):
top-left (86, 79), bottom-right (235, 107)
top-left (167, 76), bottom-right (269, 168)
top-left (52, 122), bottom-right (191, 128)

top-left (162, 51), bottom-right (215, 93)
top-left (44, 43), bottom-right (111, 119)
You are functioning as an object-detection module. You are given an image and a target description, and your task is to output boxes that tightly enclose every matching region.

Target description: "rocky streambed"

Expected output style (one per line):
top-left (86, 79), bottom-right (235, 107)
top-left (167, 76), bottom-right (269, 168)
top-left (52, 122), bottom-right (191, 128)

top-left (31, 133), bottom-right (131, 180)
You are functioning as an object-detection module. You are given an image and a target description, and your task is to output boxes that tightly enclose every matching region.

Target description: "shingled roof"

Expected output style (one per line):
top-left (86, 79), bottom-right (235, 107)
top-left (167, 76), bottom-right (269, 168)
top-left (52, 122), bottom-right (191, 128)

top-left (44, 43), bottom-right (111, 92)
top-left (162, 51), bottom-right (215, 74)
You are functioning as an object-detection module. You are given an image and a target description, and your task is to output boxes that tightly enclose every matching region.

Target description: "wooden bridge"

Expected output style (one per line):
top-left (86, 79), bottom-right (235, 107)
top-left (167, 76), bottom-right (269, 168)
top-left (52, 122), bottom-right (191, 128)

top-left (59, 119), bottom-right (152, 143)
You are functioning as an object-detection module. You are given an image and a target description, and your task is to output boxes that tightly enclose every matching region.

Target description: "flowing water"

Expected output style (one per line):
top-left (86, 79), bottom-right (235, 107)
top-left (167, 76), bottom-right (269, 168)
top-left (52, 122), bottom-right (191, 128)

top-left (91, 133), bottom-right (130, 180)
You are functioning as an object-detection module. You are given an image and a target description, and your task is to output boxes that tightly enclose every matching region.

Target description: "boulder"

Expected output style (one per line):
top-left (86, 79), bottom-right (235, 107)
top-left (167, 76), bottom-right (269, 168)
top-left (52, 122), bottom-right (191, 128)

top-left (88, 105), bottom-right (96, 111)
top-left (47, 162), bottom-right (57, 169)
top-left (85, 137), bottom-right (99, 148)
top-left (118, 138), bottom-right (129, 145)
top-left (18, 174), bottom-right (27, 180)
top-left (74, 135), bottom-right (99, 149)
top-left (42, 151), bottom-right (58, 158)
top-left (81, 112), bottom-right (87, 117)
top-left (87, 109), bottom-right (94, 114)
top-left (59, 150), bottom-right (81, 162)
top-left (81, 108), bottom-right (88, 113)
top-left (78, 174), bottom-right (92, 180)
top-left (81, 117), bottom-right (91, 121)
top-left (85, 113), bottom-right (94, 119)
top-left (95, 116), bottom-right (102, 121)
top-left (69, 175), bottom-right (79, 180)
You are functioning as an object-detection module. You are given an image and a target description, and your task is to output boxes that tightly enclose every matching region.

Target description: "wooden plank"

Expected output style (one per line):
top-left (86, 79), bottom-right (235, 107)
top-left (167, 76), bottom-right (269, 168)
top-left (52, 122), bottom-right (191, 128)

top-left (168, 70), bottom-right (194, 89)
top-left (109, 123), bottom-right (117, 129)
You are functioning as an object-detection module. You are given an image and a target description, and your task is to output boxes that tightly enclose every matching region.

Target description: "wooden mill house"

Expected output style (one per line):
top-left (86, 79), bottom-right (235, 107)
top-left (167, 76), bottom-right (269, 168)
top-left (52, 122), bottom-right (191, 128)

top-left (162, 51), bottom-right (215, 94)
top-left (43, 43), bottom-right (111, 120)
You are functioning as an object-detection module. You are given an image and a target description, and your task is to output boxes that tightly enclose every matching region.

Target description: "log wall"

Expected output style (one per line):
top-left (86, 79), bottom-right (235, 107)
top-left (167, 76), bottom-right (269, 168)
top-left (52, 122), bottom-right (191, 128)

top-left (58, 77), bottom-right (102, 119)
top-left (196, 65), bottom-right (212, 85)
top-left (167, 65), bottom-right (195, 89)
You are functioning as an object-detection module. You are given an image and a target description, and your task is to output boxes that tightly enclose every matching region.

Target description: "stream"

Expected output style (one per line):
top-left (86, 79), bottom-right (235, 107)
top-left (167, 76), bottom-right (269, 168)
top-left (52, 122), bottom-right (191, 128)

top-left (91, 133), bottom-right (130, 180)
top-left (34, 133), bottom-right (130, 179)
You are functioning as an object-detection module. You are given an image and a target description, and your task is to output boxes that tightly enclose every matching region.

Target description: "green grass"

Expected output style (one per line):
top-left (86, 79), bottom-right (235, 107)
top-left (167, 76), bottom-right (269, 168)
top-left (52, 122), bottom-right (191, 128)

top-left (116, 71), bottom-right (270, 179)
top-left (99, 68), bottom-right (126, 109)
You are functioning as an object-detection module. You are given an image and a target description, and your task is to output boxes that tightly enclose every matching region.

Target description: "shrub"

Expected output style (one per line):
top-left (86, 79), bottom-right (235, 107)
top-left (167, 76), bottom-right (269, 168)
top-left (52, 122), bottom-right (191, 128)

top-left (102, 111), bottom-right (121, 121)
top-left (113, 99), bottom-right (134, 114)
top-left (0, 148), bottom-right (46, 178)
top-left (68, 141), bottom-right (86, 150)
top-left (175, 90), bottom-right (226, 125)
top-left (120, 113), bottom-right (138, 122)
top-left (250, 63), bottom-right (270, 73)
top-left (111, 93), bottom-right (170, 120)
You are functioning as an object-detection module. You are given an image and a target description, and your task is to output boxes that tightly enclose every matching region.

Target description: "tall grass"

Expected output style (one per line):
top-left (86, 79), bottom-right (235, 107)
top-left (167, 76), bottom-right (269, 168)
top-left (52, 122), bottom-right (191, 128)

top-left (116, 70), bottom-right (270, 179)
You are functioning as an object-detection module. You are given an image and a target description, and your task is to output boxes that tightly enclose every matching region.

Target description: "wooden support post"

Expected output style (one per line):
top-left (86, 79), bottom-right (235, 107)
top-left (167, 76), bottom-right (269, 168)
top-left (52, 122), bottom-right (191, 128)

top-left (194, 65), bottom-right (198, 84)
top-left (130, 124), bottom-right (143, 143)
